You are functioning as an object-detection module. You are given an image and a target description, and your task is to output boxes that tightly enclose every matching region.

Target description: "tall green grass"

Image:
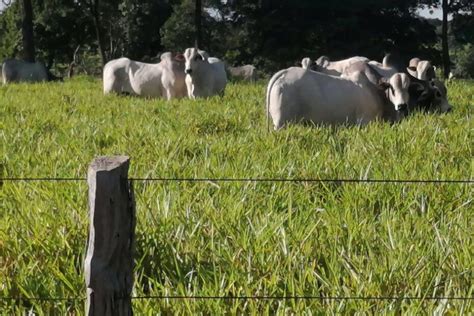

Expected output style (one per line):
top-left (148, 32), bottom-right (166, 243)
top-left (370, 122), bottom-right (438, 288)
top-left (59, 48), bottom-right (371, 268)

top-left (1, 77), bottom-right (473, 314)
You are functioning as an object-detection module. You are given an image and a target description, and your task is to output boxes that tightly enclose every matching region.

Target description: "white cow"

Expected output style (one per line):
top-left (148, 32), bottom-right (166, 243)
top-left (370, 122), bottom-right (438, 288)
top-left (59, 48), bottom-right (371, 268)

top-left (315, 55), bottom-right (369, 76)
top-left (407, 58), bottom-right (436, 80)
top-left (103, 52), bottom-right (186, 100)
top-left (160, 53), bottom-right (187, 100)
top-left (266, 66), bottom-right (411, 130)
top-left (2, 59), bottom-right (48, 84)
top-left (228, 64), bottom-right (257, 82)
top-left (103, 57), bottom-right (134, 94)
top-left (183, 48), bottom-right (227, 98)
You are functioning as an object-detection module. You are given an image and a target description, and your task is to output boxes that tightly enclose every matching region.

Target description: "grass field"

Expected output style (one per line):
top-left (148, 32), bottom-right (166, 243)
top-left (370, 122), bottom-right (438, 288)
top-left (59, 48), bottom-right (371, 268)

top-left (1, 77), bottom-right (473, 314)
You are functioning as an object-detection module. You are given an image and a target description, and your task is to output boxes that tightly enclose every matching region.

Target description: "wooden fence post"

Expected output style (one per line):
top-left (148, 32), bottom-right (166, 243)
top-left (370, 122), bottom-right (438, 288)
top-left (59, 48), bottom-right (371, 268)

top-left (85, 156), bottom-right (135, 316)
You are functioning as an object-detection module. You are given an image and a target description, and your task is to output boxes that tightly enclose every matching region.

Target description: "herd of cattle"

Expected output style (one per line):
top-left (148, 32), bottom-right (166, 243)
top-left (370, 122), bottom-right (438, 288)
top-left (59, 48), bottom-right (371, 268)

top-left (2, 48), bottom-right (452, 130)
top-left (269, 55), bottom-right (452, 129)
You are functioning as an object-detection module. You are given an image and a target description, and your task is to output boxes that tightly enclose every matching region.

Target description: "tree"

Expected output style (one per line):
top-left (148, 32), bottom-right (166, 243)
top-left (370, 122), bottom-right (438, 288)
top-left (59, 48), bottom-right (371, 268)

top-left (195, 0), bottom-right (202, 47)
top-left (419, 0), bottom-right (474, 78)
top-left (86, 0), bottom-right (107, 66)
top-left (118, 0), bottom-right (173, 59)
top-left (0, 2), bottom-right (22, 60)
top-left (203, 0), bottom-right (439, 71)
top-left (34, 0), bottom-right (95, 69)
top-left (161, 0), bottom-right (217, 52)
top-left (453, 43), bottom-right (474, 78)
top-left (441, 0), bottom-right (451, 78)
top-left (21, 0), bottom-right (35, 62)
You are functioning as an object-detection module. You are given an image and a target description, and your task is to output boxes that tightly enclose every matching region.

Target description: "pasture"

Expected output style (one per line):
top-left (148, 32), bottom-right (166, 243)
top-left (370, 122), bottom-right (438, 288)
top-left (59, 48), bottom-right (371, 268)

top-left (1, 77), bottom-right (473, 314)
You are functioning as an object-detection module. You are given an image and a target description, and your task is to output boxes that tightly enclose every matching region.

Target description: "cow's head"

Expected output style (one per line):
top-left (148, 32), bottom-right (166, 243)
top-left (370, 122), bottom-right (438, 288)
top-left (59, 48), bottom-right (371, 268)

top-left (315, 55), bottom-right (330, 68)
top-left (378, 73), bottom-right (411, 115)
top-left (428, 79), bottom-right (452, 113)
top-left (407, 73), bottom-right (452, 113)
top-left (407, 60), bottom-right (436, 81)
top-left (184, 48), bottom-right (209, 75)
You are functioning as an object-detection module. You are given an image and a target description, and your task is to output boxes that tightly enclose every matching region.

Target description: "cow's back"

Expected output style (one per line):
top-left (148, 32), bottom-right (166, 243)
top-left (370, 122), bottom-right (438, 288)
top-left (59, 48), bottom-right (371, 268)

top-left (210, 61), bottom-right (227, 95)
top-left (327, 56), bottom-right (369, 74)
top-left (103, 58), bottom-right (133, 94)
top-left (268, 67), bottom-right (383, 128)
top-left (229, 65), bottom-right (256, 81)
top-left (128, 61), bottom-right (164, 97)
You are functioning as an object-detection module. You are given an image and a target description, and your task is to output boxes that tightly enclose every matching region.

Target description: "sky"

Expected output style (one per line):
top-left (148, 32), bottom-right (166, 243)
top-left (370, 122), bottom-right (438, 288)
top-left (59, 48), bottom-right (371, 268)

top-left (417, 6), bottom-right (445, 20)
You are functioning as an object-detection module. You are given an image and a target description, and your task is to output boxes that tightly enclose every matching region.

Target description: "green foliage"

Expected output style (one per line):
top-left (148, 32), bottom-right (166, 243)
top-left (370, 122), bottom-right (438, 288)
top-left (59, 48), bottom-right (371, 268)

top-left (161, 0), bottom-right (197, 52)
top-left (0, 0), bottom-right (172, 72)
top-left (117, 0), bottom-right (173, 59)
top-left (453, 44), bottom-right (474, 78)
top-left (0, 2), bottom-right (21, 60)
top-left (161, 0), bottom-right (442, 71)
top-left (1, 0), bottom-right (471, 74)
top-left (1, 78), bottom-right (473, 313)
top-left (33, 0), bottom-right (95, 66)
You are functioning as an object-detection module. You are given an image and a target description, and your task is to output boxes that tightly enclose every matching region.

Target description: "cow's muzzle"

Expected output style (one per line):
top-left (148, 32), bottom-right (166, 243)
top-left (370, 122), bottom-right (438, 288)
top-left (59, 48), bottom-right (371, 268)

top-left (397, 104), bottom-right (409, 116)
top-left (185, 69), bottom-right (192, 74)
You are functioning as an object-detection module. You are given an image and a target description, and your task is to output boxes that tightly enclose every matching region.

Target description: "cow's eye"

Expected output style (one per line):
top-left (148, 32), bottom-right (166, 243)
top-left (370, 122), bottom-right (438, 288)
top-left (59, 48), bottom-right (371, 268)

top-left (435, 90), bottom-right (441, 98)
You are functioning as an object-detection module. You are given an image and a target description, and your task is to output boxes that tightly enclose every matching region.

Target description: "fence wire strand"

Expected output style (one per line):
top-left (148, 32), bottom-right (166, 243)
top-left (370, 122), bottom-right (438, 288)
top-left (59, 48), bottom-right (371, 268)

top-left (1, 177), bottom-right (473, 184)
top-left (2, 175), bottom-right (472, 306)
top-left (1, 295), bottom-right (473, 302)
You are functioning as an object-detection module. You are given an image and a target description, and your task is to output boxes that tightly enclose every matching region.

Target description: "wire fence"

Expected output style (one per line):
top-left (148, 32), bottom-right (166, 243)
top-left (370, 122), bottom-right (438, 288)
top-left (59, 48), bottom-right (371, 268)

top-left (1, 295), bottom-right (473, 302)
top-left (2, 176), bottom-right (473, 184)
top-left (2, 174), bottom-right (473, 307)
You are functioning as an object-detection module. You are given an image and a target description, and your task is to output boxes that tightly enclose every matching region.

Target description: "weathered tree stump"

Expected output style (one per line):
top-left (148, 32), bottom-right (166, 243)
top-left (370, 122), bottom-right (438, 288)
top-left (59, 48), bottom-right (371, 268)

top-left (85, 156), bottom-right (135, 316)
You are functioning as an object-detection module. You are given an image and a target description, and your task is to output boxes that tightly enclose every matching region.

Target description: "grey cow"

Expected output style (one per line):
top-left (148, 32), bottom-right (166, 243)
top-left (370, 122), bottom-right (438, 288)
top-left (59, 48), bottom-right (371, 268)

top-left (228, 65), bottom-right (257, 82)
top-left (2, 59), bottom-right (49, 84)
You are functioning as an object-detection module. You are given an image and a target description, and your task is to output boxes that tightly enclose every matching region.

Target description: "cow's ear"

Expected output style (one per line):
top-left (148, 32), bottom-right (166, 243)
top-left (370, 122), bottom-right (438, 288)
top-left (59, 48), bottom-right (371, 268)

top-left (174, 53), bottom-right (184, 61)
top-left (321, 59), bottom-right (330, 68)
top-left (377, 78), bottom-right (391, 90)
top-left (407, 66), bottom-right (417, 77)
top-left (198, 50), bottom-right (210, 61)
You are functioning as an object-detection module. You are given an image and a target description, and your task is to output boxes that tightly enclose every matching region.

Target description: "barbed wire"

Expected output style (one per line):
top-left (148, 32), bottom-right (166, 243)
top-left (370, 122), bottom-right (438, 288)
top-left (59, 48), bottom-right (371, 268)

top-left (1, 177), bottom-right (473, 184)
top-left (1, 295), bottom-right (473, 302)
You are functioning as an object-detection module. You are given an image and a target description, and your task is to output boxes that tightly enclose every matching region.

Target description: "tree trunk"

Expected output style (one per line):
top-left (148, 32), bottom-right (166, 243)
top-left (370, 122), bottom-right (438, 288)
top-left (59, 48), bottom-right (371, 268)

top-left (90, 0), bottom-right (107, 66)
top-left (442, 0), bottom-right (451, 79)
top-left (195, 0), bottom-right (202, 48)
top-left (22, 0), bottom-right (35, 62)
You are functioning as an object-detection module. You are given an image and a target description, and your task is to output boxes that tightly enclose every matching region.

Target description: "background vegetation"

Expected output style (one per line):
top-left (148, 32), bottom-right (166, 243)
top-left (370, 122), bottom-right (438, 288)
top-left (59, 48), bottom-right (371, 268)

top-left (1, 78), bottom-right (473, 313)
top-left (0, 0), bottom-right (473, 76)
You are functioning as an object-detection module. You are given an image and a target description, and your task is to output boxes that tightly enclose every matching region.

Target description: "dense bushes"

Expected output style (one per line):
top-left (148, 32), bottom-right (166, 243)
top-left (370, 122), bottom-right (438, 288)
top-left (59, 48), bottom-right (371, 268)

top-left (453, 44), bottom-right (474, 78)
